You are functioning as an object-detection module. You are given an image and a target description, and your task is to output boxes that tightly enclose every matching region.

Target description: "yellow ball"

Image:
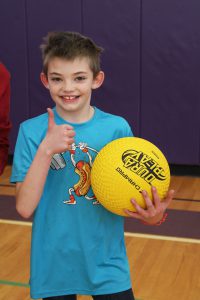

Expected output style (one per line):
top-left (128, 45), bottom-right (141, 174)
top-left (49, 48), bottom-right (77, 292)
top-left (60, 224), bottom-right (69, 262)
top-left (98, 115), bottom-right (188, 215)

top-left (91, 137), bottom-right (170, 216)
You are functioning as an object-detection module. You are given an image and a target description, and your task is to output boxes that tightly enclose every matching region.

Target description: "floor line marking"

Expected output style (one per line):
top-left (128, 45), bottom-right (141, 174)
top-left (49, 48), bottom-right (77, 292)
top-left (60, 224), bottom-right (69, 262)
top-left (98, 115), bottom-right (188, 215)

top-left (0, 219), bottom-right (32, 226)
top-left (125, 232), bottom-right (200, 244)
top-left (1, 219), bottom-right (200, 244)
top-left (174, 197), bottom-right (200, 202)
top-left (0, 184), bottom-right (15, 187)
top-left (0, 279), bottom-right (29, 288)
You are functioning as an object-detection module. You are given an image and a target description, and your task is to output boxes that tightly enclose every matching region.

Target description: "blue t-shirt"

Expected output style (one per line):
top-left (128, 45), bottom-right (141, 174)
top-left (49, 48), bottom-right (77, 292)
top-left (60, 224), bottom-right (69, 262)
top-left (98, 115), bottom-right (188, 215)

top-left (11, 107), bottom-right (133, 299)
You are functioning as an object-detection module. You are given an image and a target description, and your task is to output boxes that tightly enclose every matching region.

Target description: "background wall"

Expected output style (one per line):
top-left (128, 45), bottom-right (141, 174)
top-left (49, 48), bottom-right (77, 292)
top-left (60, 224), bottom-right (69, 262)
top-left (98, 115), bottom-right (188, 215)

top-left (0, 0), bottom-right (200, 165)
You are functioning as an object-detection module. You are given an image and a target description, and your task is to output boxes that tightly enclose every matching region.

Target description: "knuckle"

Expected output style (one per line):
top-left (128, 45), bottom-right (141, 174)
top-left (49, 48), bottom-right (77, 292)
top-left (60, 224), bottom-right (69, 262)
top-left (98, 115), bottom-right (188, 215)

top-left (150, 211), bottom-right (156, 218)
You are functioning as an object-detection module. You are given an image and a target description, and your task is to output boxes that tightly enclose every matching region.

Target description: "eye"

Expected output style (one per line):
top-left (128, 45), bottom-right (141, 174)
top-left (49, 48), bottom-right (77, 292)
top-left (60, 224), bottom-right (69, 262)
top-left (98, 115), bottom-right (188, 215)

top-left (51, 77), bottom-right (62, 82)
top-left (75, 76), bottom-right (87, 82)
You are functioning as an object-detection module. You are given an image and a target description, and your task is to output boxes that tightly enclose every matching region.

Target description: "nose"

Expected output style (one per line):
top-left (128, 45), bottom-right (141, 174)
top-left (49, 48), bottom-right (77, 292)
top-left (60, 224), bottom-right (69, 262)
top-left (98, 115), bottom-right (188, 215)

top-left (62, 80), bottom-right (74, 92)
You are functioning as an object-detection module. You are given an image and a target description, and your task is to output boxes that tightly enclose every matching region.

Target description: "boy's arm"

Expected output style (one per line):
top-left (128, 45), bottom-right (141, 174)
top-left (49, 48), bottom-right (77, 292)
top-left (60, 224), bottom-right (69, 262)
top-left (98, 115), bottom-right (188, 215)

top-left (16, 144), bottom-right (53, 218)
top-left (16, 108), bottom-right (75, 218)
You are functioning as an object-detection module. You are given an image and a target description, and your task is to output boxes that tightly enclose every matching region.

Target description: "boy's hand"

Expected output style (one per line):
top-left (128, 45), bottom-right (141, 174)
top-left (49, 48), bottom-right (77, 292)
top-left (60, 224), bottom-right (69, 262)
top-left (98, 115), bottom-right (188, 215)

top-left (124, 187), bottom-right (174, 225)
top-left (41, 108), bottom-right (75, 155)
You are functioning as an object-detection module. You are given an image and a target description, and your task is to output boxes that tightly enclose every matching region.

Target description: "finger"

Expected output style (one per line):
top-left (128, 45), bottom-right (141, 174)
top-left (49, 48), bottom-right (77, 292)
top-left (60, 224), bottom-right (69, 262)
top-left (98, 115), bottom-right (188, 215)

top-left (47, 108), bottom-right (55, 130)
top-left (142, 190), bottom-right (154, 210)
top-left (162, 189), bottom-right (175, 208)
top-left (151, 186), bottom-right (160, 208)
top-left (64, 124), bottom-right (74, 130)
top-left (62, 125), bottom-right (75, 136)
top-left (124, 209), bottom-right (142, 219)
top-left (66, 137), bottom-right (75, 145)
top-left (63, 129), bottom-right (76, 137)
top-left (130, 198), bottom-right (149, 218)
top-left (67, 130), bottom-right (76, 137)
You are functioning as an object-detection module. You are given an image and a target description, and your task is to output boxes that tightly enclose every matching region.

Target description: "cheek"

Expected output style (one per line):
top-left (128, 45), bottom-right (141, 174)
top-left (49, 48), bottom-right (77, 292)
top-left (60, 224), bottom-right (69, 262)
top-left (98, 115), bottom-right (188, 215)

top-left (48, 89), bottom-right (59, 100)
top-left (48, 85), bottom-right (59, 94)
top-left (80, 85), bottom-right (92, 94)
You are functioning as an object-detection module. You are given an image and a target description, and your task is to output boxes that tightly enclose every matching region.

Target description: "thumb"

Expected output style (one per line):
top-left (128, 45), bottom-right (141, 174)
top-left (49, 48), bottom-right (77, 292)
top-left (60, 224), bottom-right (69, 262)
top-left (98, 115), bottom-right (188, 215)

top-left (47, 108), bottom-right (55, 130)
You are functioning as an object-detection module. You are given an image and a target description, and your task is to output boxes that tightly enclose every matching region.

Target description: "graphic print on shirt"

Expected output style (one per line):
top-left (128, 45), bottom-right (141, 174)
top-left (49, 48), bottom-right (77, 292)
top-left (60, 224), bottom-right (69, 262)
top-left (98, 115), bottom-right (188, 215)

top-left (50, 142), bottom-right (99, 205)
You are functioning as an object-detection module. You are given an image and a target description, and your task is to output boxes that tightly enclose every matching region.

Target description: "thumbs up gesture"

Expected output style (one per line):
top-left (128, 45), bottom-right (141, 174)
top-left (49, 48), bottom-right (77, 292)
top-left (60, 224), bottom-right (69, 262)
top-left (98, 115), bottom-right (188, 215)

top-left (41, 108), bottom-right (75, 155)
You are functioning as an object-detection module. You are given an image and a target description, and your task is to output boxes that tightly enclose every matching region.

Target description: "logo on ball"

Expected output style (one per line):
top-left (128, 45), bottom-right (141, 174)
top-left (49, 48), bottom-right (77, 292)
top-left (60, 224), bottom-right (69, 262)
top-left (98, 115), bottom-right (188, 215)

top-left (122, 149), bottom-right (166, 184)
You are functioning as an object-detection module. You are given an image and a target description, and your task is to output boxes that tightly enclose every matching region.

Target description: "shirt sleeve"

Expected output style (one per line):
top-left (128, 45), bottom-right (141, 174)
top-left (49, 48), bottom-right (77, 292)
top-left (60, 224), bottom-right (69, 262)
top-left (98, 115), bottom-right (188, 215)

top-left (125, 122), bottom-right (134, 137)
top-left (121, 118), bottom-right (134, 138)
top-left (10, 124), bottom-right (33, 183)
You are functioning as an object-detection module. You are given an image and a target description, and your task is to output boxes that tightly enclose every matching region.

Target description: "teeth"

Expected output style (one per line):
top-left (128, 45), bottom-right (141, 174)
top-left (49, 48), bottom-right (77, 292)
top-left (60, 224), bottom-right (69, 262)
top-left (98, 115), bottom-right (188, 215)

top-left (63, 96), bottom-right (78, 100)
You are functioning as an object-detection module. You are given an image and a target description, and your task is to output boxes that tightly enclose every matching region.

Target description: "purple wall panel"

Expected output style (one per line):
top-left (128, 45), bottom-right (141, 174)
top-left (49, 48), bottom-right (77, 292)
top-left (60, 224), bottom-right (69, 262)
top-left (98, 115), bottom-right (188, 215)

top-left (141, 1), bottom-right (200, 164)
top-left (82, 0), bottom-right (141, 135)
top-left (0, 0), bottom-right (29, 152)
top-left (1, 1), bottom-right (199, 165)
top-left (26, 0), bottom-right (82, 117)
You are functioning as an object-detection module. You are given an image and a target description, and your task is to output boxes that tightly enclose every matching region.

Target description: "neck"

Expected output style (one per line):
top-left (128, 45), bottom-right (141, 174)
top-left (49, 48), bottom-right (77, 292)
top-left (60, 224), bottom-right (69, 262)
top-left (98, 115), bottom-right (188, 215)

top-left (56, 106), bottom-right (94, 124)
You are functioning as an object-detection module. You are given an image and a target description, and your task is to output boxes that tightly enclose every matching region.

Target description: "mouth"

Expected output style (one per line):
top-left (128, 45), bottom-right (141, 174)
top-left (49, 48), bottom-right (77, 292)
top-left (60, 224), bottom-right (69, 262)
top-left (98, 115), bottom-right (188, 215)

top-left (62, 95), bottom-right (80, 102)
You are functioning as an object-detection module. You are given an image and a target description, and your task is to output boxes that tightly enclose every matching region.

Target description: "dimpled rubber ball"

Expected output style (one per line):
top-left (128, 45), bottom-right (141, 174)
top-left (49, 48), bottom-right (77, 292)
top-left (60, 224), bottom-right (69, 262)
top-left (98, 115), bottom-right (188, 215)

top-left (91, 137), bottom-right (170, 216)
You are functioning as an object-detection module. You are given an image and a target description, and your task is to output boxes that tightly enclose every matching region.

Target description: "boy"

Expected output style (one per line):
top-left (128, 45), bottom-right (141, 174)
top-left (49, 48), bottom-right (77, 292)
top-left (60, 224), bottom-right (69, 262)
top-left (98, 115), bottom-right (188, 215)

top-left (11, 31), bottom-right (174, 300)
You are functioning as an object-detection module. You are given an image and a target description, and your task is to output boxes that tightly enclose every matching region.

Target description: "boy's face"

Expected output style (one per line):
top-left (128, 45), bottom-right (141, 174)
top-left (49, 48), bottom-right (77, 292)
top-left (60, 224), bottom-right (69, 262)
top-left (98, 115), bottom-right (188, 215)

top-left (41, 57), bottom-right (104, 121)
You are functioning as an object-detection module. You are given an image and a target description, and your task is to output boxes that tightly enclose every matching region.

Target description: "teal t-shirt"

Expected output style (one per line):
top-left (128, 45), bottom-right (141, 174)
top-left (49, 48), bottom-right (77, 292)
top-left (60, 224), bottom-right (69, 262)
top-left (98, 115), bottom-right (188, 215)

top-left (11, 107), bottom-right (133, 299)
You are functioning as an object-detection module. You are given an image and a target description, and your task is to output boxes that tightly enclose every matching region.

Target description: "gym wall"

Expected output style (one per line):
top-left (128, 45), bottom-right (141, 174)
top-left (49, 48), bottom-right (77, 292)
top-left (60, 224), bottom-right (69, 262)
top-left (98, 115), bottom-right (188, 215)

top-left (0, 0), bottom-right (199, 165)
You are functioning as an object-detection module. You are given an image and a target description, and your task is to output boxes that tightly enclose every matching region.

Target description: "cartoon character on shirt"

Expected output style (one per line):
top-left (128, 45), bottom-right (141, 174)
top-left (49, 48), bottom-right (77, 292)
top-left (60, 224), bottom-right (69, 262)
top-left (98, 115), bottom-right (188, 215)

top-left (50, 142), bottom-right (99, 205)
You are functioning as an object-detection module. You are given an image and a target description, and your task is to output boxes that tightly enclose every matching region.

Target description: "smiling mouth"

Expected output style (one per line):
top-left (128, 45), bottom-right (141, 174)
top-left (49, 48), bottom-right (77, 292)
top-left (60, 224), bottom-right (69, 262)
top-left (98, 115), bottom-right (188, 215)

top-left (62, 96), bottom-right (80, 102)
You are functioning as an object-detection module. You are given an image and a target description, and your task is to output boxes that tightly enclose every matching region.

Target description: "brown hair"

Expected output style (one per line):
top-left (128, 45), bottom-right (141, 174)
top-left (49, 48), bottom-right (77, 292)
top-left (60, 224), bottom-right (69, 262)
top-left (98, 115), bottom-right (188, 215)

top-left (40, 31), bottom-right (103, 77)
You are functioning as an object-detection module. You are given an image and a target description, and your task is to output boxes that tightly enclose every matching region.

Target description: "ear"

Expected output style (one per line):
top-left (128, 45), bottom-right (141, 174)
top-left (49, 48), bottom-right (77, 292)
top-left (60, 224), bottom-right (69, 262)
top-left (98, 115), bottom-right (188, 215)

top-left (92, 71), bottom-right (105, 90)
top-left (40, 72), bottom-right (49, 89)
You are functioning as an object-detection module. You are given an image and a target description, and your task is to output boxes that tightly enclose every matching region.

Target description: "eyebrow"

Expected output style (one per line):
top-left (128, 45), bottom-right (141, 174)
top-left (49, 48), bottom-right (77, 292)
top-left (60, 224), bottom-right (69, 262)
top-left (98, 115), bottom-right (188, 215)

top-left (49, 71), bottom-right (88, 76)
top-left (74, 71), bottom-right (88, 75)
top-left (49, 72), bottom-right (62, 76)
